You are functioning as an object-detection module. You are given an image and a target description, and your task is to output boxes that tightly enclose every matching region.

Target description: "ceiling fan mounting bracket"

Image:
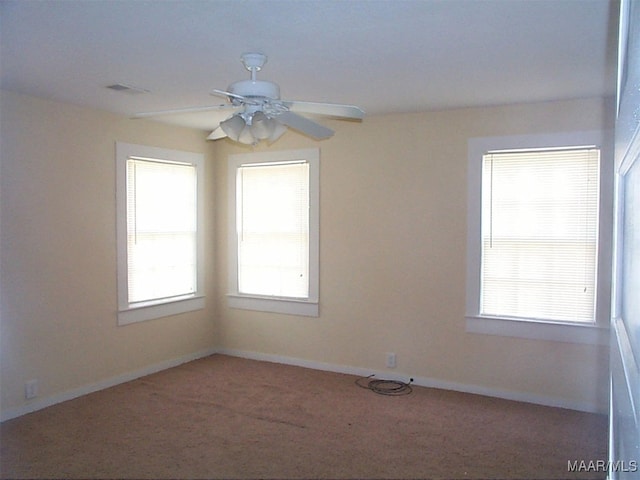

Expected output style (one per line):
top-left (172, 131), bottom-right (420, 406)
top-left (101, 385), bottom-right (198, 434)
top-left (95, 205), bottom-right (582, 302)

top-left (241, 52), bottom-right (267, 72)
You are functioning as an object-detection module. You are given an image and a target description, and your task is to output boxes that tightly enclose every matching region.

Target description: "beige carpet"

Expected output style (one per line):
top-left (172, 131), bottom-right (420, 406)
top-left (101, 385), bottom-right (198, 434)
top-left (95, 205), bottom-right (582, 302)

top-left (0, 354), bottom-right (607, 479)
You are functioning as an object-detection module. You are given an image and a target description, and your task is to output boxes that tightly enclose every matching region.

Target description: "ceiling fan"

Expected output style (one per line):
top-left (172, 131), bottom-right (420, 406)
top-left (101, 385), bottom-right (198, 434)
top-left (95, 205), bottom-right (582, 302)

top-left (133, 53), bottom-right (365, 145)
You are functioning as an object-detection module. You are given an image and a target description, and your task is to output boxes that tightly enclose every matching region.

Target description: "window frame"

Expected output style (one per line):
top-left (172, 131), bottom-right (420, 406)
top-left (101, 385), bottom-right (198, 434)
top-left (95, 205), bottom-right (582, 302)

top-left (116, 142), bottom-right (205, 326)
top-left (466, 131), bottom-right (612, 345)
top-left (227, 148), bottom-right (320, 317)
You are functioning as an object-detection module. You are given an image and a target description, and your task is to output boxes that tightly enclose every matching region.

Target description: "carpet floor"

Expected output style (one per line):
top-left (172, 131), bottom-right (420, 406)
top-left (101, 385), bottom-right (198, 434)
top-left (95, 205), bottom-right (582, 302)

top-left (0, 354), bottom-right (608, 479)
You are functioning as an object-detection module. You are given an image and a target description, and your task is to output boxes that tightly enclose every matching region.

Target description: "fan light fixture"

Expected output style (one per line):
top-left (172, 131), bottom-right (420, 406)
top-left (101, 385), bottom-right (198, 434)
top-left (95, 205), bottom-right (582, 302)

top-left (251, 111), bottom-right (275, 139)
top-left (220, 110), bottom-right (287, 145)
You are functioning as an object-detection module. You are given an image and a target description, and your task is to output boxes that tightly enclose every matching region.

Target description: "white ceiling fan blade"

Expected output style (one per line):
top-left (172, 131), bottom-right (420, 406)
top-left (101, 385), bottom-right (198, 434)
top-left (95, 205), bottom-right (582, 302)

top-left (283, 101), bottom-right (364, 120)
top-left (211, 89), bottom-right (259, 104)
top-left (132, 104), bottom-right (237, 119)
top-left (211, 89), bottom-right (245, 100)
top-left (275, 111), bottom-right (334, 140)
top-left (206, 126), bottom-right (228, 141)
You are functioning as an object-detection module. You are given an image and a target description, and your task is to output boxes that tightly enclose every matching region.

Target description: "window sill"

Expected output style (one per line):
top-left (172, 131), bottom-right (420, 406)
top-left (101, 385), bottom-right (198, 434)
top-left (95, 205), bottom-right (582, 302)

top-left (227, 294), bottom-right (318, 317)
top-left (465, 315), bottom-right (609, 345)
top-left (118, 295), bottom-right (205, 326)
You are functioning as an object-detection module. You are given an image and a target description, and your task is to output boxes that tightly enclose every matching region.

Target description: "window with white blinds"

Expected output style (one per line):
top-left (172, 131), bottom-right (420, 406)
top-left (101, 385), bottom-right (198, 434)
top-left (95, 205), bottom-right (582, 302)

top-left (236, 161), bottom-right (310, 298)
top-left (126, 157), bottom-right (197, 303)
top-left (116, 143), bottom-right (204, 325)
top-left (227, 148), bottom-right (319, 317)
top-left (480, 147), bottom-right (600, 323)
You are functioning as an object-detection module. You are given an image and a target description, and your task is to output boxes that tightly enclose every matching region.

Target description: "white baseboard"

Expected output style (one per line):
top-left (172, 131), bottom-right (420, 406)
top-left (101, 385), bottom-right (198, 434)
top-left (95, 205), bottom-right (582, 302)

top-left (1, 346), bottom-right (602, 422)
top-left (0, 347), bottom-right (218, 422)
top-left (217, 348), bottom-right (604, 414)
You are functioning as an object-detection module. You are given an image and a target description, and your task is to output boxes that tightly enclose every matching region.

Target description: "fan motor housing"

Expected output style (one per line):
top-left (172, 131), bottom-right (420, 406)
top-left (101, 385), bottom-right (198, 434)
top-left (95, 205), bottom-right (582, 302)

top-left (228, 80), bottom-right (280, 100)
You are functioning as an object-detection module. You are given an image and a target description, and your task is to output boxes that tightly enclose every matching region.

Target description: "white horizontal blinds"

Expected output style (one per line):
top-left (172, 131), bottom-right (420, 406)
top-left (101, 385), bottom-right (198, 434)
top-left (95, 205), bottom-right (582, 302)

top-left (237, 161), bottom-right (309, 298)
top-left (480, 147), bottom-right (600, 323)
top-left (126, 157), bottom-right (197, 303)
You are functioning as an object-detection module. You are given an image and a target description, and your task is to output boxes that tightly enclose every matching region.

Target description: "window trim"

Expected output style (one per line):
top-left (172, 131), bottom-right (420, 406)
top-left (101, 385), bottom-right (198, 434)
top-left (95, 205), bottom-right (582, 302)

top-left (115, 142), bottom-right (205, 325)
top-left (227, 148), bottom-right (319, 317)
top-left (466, 131), bottom-right (612, 345)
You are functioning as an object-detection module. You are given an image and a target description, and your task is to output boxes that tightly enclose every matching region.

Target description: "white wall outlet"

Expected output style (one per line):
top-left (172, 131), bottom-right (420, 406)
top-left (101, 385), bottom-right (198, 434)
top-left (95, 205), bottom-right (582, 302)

top-left (25, 379), bottom-right (38, 399)
top-left (386, 352), bottom-right (397, 368)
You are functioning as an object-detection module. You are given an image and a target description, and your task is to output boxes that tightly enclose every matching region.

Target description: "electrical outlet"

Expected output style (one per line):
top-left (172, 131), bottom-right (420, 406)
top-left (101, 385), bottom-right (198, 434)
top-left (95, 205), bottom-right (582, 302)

top-left (25, 379), bottom-right (38, 399)
top-left (386, 352), bottom-right (397, 369)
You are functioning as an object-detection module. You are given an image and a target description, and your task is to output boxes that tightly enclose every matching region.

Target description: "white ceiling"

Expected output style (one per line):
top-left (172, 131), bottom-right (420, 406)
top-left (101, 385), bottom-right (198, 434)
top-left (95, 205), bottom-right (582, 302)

top-left (1, 0), bottom-right (619, 131)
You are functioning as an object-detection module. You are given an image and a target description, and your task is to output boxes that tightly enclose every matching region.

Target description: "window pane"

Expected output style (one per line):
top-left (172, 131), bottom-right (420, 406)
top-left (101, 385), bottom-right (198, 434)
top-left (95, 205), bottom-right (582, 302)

top-left (126, 158), bottom-right (197, 303)
top-left (237, 162), bottom-right (309, 298)
top-left (480, 148), bottom-right (600, 322)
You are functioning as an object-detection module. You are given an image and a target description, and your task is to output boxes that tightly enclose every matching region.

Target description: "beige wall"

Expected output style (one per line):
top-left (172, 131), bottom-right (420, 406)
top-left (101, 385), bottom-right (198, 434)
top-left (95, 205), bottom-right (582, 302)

top-left (1, 90), bottom-right (613, 418)
top-left (0, 91), bottom-right (217, 415)
top-left (213, 97), bottom-right (613, 413)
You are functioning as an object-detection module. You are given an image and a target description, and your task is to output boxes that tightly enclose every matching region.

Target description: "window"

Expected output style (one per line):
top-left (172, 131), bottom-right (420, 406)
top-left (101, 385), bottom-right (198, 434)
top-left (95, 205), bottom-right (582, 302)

top-left (116, 143), bottom-right (204, 325)
top-left (227, 148), bottom-right (319, 316)
top-left (481, 147), bottom-right (600, 322)
top-left (466, 132), bottom-right (611, 345)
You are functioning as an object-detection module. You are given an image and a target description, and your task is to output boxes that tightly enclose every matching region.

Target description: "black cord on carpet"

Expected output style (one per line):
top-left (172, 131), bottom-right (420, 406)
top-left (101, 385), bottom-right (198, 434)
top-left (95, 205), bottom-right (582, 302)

top-left (355, 374), bottom-right (413, 396)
